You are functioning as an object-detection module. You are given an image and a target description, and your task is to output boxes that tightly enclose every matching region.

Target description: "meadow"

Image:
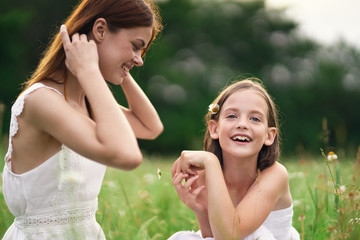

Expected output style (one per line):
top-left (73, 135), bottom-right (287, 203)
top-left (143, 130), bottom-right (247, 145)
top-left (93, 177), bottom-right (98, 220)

top-left (0, 151), bottom-right (359, 239)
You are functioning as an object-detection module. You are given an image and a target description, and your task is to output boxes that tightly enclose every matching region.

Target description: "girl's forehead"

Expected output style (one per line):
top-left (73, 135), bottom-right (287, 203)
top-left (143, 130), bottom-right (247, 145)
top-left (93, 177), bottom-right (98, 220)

top-left (225, 89), bottom-right (266, 103)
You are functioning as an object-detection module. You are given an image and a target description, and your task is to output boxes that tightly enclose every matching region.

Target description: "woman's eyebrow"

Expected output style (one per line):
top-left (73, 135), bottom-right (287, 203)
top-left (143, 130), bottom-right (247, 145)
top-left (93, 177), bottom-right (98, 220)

top-left (135, 38), bottom-right (146, 48)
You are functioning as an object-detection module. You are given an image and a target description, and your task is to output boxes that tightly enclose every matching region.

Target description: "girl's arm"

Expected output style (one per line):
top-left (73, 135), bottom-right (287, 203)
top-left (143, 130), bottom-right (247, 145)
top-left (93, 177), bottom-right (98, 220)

top-left (176, 151), bottom-right (289, 240)
top-left (120, 74), bottom-right (163, 140)
top-left (171, 164), bottom-right (212, 237)
top-left (26, 25), bottom-right (142, 170)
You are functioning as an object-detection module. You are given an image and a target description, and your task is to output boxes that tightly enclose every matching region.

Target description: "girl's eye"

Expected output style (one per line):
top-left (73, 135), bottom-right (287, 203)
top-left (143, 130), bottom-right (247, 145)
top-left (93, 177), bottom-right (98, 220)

top-left (250, 116), bottom-right (261, 122)
top-left (226, 114), bottom-right (237, 119)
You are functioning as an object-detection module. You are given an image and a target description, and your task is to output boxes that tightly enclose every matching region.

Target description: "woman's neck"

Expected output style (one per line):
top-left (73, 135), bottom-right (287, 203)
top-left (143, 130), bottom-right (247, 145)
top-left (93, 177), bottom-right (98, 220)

top-left (65, 73), bottom-right (86, 106)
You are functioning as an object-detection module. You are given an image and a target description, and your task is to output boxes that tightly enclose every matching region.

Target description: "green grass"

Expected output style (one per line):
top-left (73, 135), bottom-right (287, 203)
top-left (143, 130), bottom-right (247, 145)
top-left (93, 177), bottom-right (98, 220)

top-left (1, 153), bottom-right (359, 239)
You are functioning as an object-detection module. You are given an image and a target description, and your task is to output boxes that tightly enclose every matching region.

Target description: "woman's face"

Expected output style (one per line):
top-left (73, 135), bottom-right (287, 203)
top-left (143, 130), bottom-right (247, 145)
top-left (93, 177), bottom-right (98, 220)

top-left (97, 26), bottom-right (153, 85)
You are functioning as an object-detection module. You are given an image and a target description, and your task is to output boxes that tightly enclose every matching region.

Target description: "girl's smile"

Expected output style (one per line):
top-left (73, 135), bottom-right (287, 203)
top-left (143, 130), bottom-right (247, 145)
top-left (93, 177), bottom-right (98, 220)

top-left (209, 89), bottom-right (276, 161)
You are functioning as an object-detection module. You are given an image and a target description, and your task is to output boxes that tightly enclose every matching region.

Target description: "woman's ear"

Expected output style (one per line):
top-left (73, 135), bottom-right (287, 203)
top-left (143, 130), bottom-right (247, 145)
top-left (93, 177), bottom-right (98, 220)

top-left (92, 18), bottom-right (107, 42)
top-left (208, 120), bottom-right (219, 139)
top-left (264, 127), bottom-right (277, 146)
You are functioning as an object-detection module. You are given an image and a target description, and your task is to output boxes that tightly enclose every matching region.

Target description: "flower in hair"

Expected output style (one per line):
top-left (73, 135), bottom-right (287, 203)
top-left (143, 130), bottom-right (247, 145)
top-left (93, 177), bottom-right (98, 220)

top-left (209, 104), bottom-right (219, 115)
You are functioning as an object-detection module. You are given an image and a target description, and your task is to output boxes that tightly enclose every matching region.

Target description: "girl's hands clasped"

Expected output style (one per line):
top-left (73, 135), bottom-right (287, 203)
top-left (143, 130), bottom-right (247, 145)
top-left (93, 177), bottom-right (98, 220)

top-left (60, 25), bottom-right (100, 77)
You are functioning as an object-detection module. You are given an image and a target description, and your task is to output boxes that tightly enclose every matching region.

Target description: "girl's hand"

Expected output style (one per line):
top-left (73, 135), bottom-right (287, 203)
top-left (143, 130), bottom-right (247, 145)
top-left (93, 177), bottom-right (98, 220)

top-left (172, 172), bottom-right (207, 215)
top-left (172, 151), bottom-right (217, 176)
top-left (60, 25), bottom-right (99, 77)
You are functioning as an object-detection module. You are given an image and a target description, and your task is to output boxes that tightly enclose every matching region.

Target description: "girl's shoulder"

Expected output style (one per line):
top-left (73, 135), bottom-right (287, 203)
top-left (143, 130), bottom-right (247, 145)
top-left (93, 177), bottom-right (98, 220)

top-left (262, 162), bottom-right (289, 179)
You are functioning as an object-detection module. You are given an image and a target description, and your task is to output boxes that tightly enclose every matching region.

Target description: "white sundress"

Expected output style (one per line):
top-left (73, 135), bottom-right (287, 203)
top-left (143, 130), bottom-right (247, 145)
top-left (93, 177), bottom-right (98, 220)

top-left (168, 205), bottom-right (300, 240)
top-left (2, 83), bottom-right (107, 240)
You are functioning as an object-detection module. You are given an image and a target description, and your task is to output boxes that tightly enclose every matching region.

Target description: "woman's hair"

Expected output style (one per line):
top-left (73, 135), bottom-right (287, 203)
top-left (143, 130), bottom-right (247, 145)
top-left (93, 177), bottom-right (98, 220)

top-left (203, 78), bottom-right (280, 171)
top-left (24, 0), bottom-right (162, 89)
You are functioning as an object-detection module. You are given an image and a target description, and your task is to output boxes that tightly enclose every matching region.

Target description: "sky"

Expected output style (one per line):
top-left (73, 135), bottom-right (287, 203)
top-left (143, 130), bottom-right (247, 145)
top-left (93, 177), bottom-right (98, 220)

top-left (265, 0), bottom-right (360, 50)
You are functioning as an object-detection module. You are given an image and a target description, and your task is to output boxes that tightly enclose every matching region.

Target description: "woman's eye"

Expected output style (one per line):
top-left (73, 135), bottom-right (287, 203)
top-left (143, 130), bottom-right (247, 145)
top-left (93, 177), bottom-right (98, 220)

top-left (132, 44), bottom-right (140, 52)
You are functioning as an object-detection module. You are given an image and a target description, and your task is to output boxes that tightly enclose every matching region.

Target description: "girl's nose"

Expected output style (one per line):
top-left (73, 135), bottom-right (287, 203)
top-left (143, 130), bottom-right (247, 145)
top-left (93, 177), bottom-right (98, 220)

top-left (236, 117), bottom-right (248, 129)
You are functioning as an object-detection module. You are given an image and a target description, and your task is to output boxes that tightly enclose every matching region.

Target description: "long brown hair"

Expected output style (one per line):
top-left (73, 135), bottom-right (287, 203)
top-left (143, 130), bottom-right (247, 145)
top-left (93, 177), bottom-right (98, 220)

top-left (24, 0), bottom-right (162, 90)
top-left (203, 78), bottom-right (280, 171)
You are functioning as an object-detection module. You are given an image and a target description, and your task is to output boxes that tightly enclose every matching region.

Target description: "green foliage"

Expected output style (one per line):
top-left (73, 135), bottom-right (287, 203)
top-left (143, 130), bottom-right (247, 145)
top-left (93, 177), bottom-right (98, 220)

top-left (1, 153), bottom-right (359, 239)
top-left (1, 0), bottom-right (360, 155)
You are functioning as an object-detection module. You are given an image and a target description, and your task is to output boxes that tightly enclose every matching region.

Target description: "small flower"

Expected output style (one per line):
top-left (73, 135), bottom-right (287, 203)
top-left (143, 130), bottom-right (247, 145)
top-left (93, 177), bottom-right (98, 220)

top-left (208, 104), bottom-right (219, 115)
top-left (327, 151), bottom-right (338, 161)
top-left (349, 217), bottom-right (360, 224)
top-left (298, 214), bottom-right (305, 221)
top-left (335, 185), bottom-right (346, 194)
top-left (157, 168), bottom-right (162, 180)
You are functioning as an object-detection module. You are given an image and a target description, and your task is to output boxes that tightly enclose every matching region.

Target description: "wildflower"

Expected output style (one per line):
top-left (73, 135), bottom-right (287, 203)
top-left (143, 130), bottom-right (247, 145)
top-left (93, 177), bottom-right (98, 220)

top-left (327, 151), bottom-right (338, 161)
top-left (335, 185), bottom-right (346, 194)
top-left (208, 104), bottom-right (219, 115)
top-left (157, 168), bottom-right (162, 180)
top-left (298, 214), bottom-right (305, 221)
top-left (349, 217), bottom-right (360, 224)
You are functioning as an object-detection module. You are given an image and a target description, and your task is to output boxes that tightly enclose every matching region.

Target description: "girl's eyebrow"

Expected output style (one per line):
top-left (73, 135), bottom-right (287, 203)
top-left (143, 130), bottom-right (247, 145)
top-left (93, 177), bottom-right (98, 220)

top-left (223, 107), bottom-right (266, 117)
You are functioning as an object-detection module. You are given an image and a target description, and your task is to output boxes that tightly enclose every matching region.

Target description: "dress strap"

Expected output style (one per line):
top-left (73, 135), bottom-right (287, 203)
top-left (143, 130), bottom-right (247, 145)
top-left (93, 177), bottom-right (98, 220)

top-left (5, 83), bottom-right (64, 162)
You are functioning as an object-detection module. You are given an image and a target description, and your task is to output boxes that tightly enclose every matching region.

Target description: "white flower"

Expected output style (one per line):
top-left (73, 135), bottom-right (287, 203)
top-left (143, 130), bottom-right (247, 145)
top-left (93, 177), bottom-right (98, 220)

top-left (208, 104), bottom-right (219, 115)
top-left (327, 151), bottom-right (338, 161)
top-left (157, 168), bottom-right (162, 180)
top-left (335, 185), bottom-right (346, 194)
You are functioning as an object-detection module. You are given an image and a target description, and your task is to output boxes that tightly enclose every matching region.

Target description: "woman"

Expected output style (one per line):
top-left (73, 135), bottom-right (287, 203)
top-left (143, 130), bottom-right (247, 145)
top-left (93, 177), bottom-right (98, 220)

top-left (2, 0), bottom-right (163, 239)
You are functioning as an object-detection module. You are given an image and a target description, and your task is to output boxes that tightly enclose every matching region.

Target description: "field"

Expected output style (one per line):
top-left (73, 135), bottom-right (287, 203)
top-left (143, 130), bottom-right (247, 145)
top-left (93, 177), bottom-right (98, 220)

top-left (0, 152), bottom-right (359, 239)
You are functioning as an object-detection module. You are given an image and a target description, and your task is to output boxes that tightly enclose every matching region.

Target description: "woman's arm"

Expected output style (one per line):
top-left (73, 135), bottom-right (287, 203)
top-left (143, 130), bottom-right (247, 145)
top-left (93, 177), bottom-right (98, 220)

top-left (25, 25), bottom-right (142, 170)
top-left (120, 74), bottom-right (163, 140)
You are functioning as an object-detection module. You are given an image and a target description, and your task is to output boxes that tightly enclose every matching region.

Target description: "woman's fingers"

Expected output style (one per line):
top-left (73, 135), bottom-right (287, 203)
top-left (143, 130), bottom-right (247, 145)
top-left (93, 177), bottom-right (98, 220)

top-left (60, 25), bottom-right (71, 47)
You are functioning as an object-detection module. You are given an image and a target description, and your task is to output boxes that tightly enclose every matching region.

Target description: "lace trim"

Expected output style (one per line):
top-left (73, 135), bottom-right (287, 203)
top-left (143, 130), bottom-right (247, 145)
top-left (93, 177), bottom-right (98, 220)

top-left (15, 204), bottom-right (97, 228)
top-left (5, 83), bottom-right (63, 162)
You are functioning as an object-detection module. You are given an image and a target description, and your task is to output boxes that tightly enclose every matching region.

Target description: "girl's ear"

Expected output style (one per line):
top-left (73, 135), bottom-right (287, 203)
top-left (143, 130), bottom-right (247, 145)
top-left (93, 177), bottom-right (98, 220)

top-left (208, 119), bottom-right (219, 139)
top-left (264, 127), bottom-right (277, 146)
top-left (92, 18), bottom-right (107, 42)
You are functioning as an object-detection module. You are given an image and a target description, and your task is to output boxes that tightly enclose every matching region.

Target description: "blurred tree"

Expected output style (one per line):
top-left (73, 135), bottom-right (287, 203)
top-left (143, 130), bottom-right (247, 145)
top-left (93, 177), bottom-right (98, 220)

top-left (1, 0), bottom-right (359, 157)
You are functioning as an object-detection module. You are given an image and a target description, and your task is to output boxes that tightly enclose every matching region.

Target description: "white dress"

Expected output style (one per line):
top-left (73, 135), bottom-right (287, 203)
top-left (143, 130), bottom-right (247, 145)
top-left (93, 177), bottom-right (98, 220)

top-left (168, 205), bottom-right (300, 240)
top-left (2, 83), bottom-right (107, 240)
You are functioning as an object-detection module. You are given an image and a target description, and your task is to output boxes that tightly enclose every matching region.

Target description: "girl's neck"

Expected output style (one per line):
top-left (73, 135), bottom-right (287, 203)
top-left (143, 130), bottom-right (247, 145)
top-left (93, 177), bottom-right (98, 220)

top-left (222, 155), bottom-right (258, 192)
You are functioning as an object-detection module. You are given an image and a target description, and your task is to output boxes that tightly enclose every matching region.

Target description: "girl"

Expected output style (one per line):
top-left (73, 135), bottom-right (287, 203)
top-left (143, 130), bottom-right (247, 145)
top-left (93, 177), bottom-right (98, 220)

top-left (169, 79), bottom-right (300, 240)
top-left (2, 0), bottom-right (163, 239)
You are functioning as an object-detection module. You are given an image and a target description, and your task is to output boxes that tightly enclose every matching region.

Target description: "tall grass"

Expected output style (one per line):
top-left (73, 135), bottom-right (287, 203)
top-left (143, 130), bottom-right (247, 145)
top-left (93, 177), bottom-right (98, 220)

top-left (0, 152), bottom-right (359, 239)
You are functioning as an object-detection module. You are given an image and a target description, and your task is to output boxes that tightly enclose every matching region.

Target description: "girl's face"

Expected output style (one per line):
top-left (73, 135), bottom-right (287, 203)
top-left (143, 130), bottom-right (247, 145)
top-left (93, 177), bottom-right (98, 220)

top-left (209, 89), bottom-right (276, 162)
top-left (97, 26), bottom-right (153, 85)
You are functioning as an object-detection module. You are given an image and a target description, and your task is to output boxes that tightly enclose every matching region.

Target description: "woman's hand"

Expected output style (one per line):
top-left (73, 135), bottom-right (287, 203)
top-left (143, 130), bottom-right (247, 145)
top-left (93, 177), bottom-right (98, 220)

top-left (172, 172), bottom-right (207, 215)
top-left (60, 25), bottom-right (99, 77)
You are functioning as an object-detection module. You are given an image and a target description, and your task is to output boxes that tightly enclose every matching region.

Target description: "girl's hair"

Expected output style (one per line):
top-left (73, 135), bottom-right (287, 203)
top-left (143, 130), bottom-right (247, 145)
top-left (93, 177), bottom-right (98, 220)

top-left (203, 78), bottom-right (280, 171)
top-left (24, 0), bottom-right (162, 90)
